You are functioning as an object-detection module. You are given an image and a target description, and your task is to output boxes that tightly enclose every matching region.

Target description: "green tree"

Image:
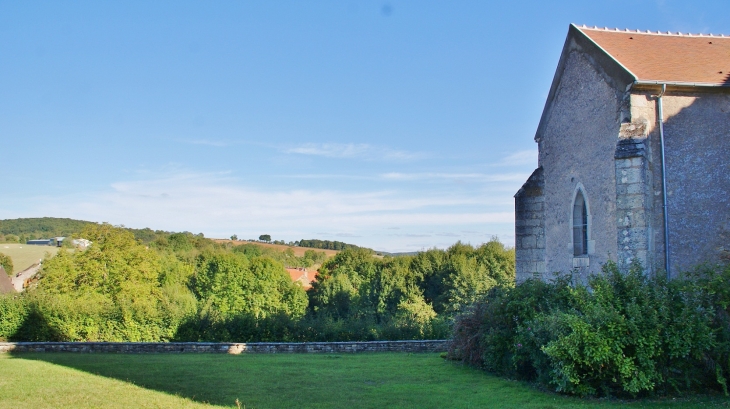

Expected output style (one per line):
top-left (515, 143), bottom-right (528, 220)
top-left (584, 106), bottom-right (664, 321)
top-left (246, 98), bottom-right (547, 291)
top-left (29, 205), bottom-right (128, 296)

top-left (0, 253), bottom-right (13, 275)
top-left (192, 252), bottom-right (307, 321)
top-left (32, 224), bottom-right (197, 341)
top-left (439, 240), bottom-right (515, 315)
top-left (230, 234), bottom-right (238, 241)
top-left (259, 234), bottom-right (271, 242)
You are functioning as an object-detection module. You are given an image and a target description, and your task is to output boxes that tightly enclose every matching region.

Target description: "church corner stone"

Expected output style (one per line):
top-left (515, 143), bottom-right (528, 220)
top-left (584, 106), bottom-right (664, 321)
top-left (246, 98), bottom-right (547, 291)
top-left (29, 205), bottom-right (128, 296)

top-left (515, 167), bottom-right (546, 282)
top-left (614, 128), bottom-right (653, 271)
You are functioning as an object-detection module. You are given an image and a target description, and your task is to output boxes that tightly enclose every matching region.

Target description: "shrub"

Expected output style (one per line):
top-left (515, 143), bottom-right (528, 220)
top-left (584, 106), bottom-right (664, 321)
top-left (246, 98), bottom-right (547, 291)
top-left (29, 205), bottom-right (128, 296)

top-left (0, 252), bottom-right (13, 275)
top-left (0, 295), bottom-right (28, 340)
top-left (450, 261), bottom-right (730, 397)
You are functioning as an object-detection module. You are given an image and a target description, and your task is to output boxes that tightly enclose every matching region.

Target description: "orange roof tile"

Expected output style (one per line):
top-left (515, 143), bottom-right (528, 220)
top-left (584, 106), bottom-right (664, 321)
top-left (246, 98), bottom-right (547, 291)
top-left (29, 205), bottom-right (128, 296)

top-left (577, 26), bottom-right (730, 86)
top-left (286, 268), bottom-right (318, 290)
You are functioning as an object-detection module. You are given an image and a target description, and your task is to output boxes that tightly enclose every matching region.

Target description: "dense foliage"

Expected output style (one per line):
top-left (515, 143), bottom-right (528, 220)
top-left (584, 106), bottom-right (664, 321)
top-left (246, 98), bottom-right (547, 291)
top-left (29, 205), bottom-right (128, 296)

top-left (0, 217), bottom-right (94, 243)
top-left (232, 244), bottom-right (326, 269)
top-left (449, 261), bottom-right (730, 397)
top-left (0, 252), bottom-right (13, 275)
top-left (0, 224), bottom-right (515, 343)
top-left (298, 239), bottom-right (364, 251)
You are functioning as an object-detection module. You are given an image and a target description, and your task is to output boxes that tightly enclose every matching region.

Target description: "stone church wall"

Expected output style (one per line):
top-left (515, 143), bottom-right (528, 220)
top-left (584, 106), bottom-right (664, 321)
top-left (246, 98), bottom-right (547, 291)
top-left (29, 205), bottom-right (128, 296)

top-left (534, 48), bottom-right (621, 281)
top-left (630, 91), bottom-right (730, 275)
top-left (515, 167), bottom-right (545, 282)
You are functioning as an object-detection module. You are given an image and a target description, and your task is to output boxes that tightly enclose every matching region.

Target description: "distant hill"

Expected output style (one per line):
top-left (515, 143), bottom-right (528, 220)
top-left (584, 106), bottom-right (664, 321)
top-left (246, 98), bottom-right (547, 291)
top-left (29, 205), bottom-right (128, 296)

top-left (0, 217), bottom-right (94, 239)
top-left (0, 217), bottom-right (171, 243)
top-left (0, 219), bottom-right (376, 254)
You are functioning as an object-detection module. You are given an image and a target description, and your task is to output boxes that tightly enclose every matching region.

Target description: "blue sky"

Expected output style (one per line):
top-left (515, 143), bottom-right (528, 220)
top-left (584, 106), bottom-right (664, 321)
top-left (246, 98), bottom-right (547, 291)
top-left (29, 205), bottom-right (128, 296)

top-left (2, 1), bottom-right (728, 252)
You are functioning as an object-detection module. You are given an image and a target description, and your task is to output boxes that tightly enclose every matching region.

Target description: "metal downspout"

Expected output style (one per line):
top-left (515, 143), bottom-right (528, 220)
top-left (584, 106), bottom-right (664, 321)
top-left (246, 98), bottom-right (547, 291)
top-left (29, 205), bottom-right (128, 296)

top-left (657, 84), bottom-right (671, 279)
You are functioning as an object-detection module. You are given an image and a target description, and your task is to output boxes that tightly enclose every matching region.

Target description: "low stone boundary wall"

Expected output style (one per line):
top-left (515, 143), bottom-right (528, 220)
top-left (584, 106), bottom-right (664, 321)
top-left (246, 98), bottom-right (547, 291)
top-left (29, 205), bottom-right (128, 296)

top-left (0, 340), bottom-right (449, 354)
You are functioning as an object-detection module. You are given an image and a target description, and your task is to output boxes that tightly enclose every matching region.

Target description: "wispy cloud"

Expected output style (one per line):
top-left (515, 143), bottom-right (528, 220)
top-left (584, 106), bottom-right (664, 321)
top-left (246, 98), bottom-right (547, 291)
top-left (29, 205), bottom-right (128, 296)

top-left (380, 172), bottom-right (528, 182)
top-left (282, 143), bottom-right (426, 161)
top-left (497, 149), bottom-right (538, 166)
top-left (15, 170), bottom-right (516, 251)
top-left (174, 139), bottom-right (427, 162)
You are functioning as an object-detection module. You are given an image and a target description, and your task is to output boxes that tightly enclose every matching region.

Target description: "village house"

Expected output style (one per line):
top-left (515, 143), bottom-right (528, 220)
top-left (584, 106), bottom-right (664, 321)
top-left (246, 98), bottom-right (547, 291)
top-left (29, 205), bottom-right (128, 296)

top-left (285, 267), bottom-right (317, 290)
top-left (515, 24), bottom-right (730, 283)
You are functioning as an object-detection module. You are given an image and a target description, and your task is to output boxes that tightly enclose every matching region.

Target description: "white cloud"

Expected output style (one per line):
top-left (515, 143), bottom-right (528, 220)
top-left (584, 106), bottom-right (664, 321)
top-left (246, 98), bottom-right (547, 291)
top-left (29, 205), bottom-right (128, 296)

top-left (174, 139), bottom-right (426, 162)
top-left (498, 149), bottom-right (538, 166)
top-left (380, 172), bottom-right (529, 182)
top-left (13, 170), bottom-right (517, 251)
top-left (282, 143), bottom-right (425, 161)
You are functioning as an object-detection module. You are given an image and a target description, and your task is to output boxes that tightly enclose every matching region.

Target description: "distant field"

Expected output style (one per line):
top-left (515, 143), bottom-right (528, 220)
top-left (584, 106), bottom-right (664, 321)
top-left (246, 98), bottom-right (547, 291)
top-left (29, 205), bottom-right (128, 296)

top-left (1, 353), bottom-right (727, 409)
top-left (0, 243), bottom-right (59, 273)
top-left (213, 239), bottom-right (339, 257)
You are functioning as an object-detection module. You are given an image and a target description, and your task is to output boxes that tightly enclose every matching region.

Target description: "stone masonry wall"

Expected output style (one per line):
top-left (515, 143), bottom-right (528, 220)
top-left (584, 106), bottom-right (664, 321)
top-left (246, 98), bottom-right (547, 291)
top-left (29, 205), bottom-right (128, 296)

top-left (515, 167), bottom-right (546, 282)
top-left (536, 49), bottom-right (621, 280)
top-left (630, 90), bottom-right (730, 275)
top-left (614, 126), bottom-right (654, 272)
top-left (0, 340), bottom-right (449, 354)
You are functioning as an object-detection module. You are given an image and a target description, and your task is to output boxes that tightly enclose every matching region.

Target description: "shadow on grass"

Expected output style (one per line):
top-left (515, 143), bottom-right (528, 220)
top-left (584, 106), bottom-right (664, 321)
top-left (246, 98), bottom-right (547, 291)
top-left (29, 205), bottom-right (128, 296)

top-left (13, 352), bottom-right (493, 409)
top-left (4, 352), bottom-right (576, 409)
top-left (9, 352), bottom-right (276, 407)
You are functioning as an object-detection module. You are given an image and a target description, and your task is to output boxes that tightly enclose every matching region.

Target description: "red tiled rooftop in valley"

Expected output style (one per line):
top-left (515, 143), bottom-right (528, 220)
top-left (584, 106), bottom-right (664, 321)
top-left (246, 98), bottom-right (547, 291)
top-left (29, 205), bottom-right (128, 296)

top-left (286, 268), bottom-right (317, 290)
top-left (578, 26), bottom-right (730, 85)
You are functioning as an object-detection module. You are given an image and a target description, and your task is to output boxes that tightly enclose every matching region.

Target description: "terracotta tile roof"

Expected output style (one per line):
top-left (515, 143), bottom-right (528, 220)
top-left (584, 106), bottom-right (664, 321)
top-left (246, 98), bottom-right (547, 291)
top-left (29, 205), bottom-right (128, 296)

top-left (286, 268), bottom-right (317, 290)
top-left (577, 25), bottom-right (730, 86)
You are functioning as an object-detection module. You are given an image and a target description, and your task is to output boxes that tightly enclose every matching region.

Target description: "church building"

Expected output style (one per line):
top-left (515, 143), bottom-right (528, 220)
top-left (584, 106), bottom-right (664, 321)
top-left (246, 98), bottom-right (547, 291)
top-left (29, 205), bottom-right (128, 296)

top-left (515, 24), bottom-right (730, 282)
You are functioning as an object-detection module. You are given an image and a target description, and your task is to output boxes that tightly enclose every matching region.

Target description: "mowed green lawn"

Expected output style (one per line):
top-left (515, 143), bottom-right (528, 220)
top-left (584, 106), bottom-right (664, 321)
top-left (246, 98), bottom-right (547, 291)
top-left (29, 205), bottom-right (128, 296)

top-left (0, 243), bottom-right (58, 273)
top-left (1, 353), bottom-right (728, 409)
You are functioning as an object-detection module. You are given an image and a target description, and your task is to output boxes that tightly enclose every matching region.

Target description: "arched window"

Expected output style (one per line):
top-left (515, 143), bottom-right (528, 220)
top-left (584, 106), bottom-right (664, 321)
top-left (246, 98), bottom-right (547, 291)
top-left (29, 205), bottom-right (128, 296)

top-left (573, 190), bottom-right (588, 256)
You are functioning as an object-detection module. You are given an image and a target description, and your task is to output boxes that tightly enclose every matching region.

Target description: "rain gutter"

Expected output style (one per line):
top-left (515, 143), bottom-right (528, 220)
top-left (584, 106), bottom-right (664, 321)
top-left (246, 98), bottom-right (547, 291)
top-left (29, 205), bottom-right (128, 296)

top-left (655, 84), bottom-right (671, 279)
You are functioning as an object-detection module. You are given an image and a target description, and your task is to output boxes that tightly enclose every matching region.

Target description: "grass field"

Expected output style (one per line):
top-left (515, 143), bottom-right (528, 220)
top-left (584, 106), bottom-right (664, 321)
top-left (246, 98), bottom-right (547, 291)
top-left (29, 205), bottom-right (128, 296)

top-left (1, 353), bottom-right (728, 409)
top-left (212, 239), bottom-right (340, 257)
top-left (0, 243), bottom-right (59, 273)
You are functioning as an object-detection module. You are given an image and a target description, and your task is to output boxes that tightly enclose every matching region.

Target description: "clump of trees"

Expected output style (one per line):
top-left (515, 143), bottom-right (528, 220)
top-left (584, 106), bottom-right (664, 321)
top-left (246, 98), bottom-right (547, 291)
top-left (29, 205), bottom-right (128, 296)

top-left (232, 244), bottom-right (326, 269)
top-left (298, 239), bottom-right (363, 251)
top-left (449, 261), bottom-right (730, 397)
top-left (0, 223), bottom-right (515, 343)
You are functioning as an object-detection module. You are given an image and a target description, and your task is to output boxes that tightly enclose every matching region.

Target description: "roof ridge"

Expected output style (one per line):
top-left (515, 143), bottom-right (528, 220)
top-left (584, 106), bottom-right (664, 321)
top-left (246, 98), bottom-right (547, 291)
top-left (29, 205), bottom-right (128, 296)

top-left (575, 23), bottom-right (728, 38)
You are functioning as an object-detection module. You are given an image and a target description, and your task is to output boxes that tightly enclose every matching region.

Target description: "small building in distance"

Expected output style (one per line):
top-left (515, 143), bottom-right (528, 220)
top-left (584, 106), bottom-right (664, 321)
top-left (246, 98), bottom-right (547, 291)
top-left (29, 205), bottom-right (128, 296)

top-left (27, 239), bottom-right (52, 246)
top-left (26, 237), bottom-right (90, 248)
top-left (27, 237), bottom-right (65, 246)
top-left (72, 238), bottom-right (92, 249)
top-left (286, 268), bottom-right (318, 290)
top-left (515, 24), bottom-right (730, 283)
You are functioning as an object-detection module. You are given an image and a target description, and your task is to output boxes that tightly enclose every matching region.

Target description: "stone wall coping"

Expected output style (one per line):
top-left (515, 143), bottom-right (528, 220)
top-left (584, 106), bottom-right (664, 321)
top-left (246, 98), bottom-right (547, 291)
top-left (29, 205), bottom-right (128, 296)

top-left (0, 340), bottom-right (450, 354)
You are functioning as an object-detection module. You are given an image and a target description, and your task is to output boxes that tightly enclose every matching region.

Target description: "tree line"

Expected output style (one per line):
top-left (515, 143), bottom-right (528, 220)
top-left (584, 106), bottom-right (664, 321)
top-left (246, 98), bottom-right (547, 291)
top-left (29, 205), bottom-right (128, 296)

top-left (0, 223), bottom-right (515, 343)
top-left (297, 239), bottom-right (364, 251)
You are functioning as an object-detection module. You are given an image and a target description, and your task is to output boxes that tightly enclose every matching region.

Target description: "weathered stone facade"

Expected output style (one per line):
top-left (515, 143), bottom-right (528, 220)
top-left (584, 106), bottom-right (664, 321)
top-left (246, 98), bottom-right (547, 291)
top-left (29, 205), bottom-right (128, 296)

top-left (514, 167), bottom-right (546, 280)
top-left (0, 340), bottom-right (449, 354)
top-left (516, 25), bottom-right (730, 282)
top-left (614, 133), bottom-right (654, 270)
